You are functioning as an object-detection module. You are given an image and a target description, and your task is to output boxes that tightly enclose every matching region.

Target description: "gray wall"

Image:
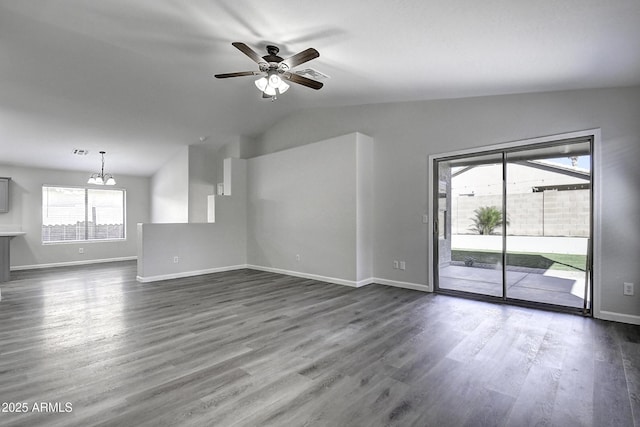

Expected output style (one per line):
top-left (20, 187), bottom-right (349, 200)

top-left (153, 142), bottom-right (236, 224)
top-left (151, 146), bottom-right (189, 223)
top-left (138, 158), bottom-right (246, 281)
top-left (188, 144), bottom-right (217, 223)
top-left (247, 133), bottom-right (364, 282)
top-left (249, 86), bottom-right (640, 319)
top-left (0, 164), bottom-right (149, 267)
top-left (356, 133), bottom-right (374, 282)
top-left (140, 134), bottom-right (374, 286)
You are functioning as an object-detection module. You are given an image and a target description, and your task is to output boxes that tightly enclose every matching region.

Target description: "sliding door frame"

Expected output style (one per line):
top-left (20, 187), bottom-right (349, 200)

top-left (427, 129), bottom-right (601, 316)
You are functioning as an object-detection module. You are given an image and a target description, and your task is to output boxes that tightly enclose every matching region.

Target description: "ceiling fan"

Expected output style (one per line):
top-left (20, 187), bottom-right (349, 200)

top-left (214, 42), bottom-right (323, 99)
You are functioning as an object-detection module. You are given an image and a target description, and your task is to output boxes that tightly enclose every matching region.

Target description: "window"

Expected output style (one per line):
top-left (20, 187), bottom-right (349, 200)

top-left (42, 186), bottom-right (126, 243)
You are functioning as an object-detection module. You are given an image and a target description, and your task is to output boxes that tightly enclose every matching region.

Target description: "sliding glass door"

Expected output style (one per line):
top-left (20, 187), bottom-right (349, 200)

top-left (433, 138), bottom-right (593, 314)
top-left (437, 152), bottom-right (505, 298)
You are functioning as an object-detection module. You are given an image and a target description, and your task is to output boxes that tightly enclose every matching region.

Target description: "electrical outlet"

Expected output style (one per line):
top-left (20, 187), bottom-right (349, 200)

top-left (422, 214), bottom-right (429, 224)
top-left (296, 254), bottom-right (300, 261)
top-left (393, 260), bottom-right (399, 269)
top-left (78, 247), bottom-right (84, 254)
top-left (173, 256), bottom-right (179, 264)
top-left (623, 282), bottom-right (634, 296)
top-left (400, 261), bottom-right (406, 270)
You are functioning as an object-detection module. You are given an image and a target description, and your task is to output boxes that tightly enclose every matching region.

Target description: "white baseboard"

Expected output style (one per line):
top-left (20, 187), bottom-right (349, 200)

top-left (596, 310), bottom-right (640, 325)
top-left (137, 264), bottom-right (248, 283)
top-left (355, 278), bottom-right (375, 288)
top-left (244, 266), bottom-right (430, 293)
top-left (246, 265), bottom-right (372, 288)
top-left (11, 256), bottom-right (137, 271)
top-left (372, 277), bottom-right (431, 292)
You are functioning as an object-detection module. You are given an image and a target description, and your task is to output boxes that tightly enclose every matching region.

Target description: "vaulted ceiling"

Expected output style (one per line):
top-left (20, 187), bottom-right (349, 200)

top-left (1, 0), bottom-right (639, 176)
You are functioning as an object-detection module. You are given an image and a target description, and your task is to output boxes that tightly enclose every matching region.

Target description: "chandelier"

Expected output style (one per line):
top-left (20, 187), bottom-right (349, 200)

top-left (87, 151), bottom-right (116, 185)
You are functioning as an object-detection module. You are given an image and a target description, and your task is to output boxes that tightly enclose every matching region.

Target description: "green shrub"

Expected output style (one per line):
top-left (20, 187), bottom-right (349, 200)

top-left (469, 206), bottom-right (508, 235)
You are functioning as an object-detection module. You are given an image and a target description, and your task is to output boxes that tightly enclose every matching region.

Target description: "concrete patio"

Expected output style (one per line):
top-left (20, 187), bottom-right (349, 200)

top-left (438, 264), bottom-right (588, 309)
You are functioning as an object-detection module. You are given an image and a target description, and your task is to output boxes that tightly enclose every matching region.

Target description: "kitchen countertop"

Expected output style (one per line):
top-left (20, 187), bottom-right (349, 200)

top-left (0, 232), bottom-right (26, 237)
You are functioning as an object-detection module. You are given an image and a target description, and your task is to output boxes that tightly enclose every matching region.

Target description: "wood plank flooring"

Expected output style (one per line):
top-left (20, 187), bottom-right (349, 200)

top-left (0, 261), bottom-right (638, 426)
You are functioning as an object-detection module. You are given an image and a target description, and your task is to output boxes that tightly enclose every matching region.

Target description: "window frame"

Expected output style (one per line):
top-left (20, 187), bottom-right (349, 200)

top-left (42, 185), bottom-right (127, 244)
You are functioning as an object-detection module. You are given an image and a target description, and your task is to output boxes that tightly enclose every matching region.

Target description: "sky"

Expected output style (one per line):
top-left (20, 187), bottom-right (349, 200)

top-left (546, 156), bottom-right (591, 170)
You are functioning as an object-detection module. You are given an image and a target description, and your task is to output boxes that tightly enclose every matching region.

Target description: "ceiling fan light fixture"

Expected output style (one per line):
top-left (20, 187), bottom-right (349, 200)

top-left (268, 74), bottom-right (281, 87)
top-left (279, 81), bottom-right (290, 94)
top-left (254, 76), bottom-right (268, 92)
top-left (255, 74), bottom-right (289, 96)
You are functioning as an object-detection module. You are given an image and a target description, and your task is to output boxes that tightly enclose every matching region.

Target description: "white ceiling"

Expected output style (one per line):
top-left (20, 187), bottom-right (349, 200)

top-left (1, 0), bottom-right (639, 176)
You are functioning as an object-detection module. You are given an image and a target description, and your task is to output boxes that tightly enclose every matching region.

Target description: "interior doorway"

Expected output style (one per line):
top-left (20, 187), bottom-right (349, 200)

top-left (433, 137), bottom-right (593, 314)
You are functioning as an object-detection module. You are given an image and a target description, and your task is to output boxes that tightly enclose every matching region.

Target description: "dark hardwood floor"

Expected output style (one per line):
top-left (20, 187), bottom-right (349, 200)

top-left (0, 261), bottom-right (638, 426)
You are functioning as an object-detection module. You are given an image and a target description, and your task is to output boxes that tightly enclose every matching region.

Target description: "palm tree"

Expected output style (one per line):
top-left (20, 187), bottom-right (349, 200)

top-left (469, 206), bottom-right (508, 235)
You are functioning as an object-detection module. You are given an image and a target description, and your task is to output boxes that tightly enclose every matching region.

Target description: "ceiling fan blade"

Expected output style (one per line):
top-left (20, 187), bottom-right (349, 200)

top-left (283, 72), bottom-right (323, 90)
top-left (281, 48), bottom-right (319, 69)
top-left (214, 71), bottom-right (261, 78)
top-left (232, 42), bottom-right (265, 64)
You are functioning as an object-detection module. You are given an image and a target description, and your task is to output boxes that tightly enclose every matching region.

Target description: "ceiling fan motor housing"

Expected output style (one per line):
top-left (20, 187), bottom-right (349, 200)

top-left (262, 45), bottom-right (284, 65)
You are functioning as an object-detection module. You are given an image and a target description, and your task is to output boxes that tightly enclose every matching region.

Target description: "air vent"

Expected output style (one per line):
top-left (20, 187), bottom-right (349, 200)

top-left (73, 149), bottom-right (89, 156)
top-left (294, 68), bottom-right (330, 80)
